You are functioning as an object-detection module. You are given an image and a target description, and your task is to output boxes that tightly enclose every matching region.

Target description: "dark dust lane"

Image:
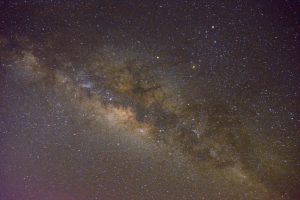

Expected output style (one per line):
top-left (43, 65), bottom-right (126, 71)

top-left (0, 1), bottom-right (300, 200)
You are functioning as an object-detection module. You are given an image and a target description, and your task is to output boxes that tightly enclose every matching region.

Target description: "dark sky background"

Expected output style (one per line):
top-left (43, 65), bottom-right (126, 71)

top-left (0, 1), bottom-right (300, 200)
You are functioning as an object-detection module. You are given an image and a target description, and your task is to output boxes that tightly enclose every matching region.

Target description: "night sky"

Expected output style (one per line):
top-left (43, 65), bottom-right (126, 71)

top-left (0, 1), bottom-right (300, 199)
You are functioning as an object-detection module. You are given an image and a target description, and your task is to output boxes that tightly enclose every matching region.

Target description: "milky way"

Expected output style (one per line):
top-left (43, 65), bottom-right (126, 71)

top-left (0, 1), bottom-right (299, 200)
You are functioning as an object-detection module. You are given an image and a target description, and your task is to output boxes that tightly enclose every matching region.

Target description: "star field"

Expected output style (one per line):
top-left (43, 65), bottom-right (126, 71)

top-left (0, 1), bottom-right (299, 199)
